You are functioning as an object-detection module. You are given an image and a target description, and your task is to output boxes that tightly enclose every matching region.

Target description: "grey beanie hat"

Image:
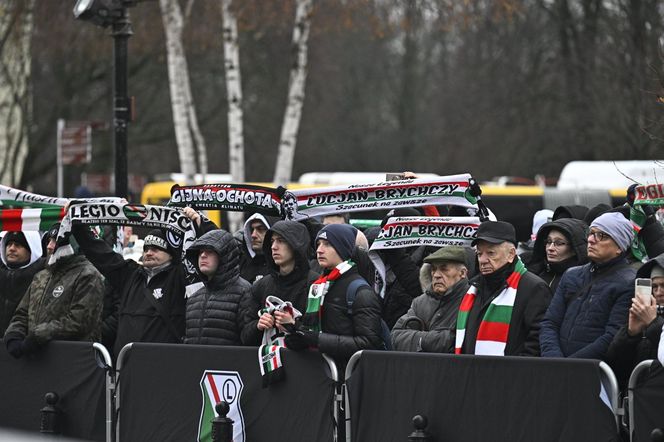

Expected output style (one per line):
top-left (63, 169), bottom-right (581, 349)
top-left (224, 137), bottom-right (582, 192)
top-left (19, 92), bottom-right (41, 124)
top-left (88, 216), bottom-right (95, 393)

top-left (590, 212), bottom-right (634, 252)
top-left (651, 264), bottom-right (664, 279)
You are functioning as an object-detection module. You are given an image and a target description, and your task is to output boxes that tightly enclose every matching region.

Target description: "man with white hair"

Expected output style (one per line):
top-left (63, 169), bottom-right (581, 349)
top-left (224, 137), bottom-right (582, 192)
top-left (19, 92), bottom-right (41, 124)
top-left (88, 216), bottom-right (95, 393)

top-left (541, 212), bottom-right (637, 359)
top-left (455, 221), bottom-right (551, 356)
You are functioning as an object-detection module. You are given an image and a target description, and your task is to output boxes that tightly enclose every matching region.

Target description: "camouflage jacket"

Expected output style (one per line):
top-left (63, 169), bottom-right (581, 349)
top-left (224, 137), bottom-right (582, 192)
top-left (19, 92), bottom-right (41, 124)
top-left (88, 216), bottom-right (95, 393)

top-left (4, 254), bottom-right (104, 343)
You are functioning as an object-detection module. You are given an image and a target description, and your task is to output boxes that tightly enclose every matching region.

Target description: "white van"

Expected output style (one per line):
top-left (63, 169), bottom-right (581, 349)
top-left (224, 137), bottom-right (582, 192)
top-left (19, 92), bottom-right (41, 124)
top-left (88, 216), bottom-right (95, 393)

top-left (557, 160), bottom-right (664, 190)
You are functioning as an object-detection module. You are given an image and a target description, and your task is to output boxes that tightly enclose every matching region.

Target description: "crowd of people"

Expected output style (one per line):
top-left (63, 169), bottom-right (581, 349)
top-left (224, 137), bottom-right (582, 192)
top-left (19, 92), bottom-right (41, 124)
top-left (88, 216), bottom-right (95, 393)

top-left (1, 183), bottom-right (664, 437)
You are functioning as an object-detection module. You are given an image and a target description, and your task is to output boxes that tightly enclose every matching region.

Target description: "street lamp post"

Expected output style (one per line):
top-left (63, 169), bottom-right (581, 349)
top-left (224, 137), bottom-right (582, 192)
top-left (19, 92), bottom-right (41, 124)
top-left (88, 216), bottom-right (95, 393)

top-left (111, 9), bottom-right (132, 199)
top-left (73, 0), bottom-right (136, 199)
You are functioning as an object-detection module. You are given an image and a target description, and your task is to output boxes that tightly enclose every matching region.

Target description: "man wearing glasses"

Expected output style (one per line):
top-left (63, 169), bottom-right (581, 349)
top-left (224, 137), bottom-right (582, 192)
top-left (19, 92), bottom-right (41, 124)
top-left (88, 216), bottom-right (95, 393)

top-left (540, 212), bottom-right (636, 359)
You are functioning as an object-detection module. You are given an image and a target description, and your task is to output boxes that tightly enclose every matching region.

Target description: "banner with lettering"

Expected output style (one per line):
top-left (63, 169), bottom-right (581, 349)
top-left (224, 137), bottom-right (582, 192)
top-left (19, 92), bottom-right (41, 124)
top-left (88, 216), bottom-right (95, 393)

top-left (0, 184), bottom-right (70, 208)
top-left (282, 175), bottom-right (478, 220)
top-left (634, 184), bottom-right (664, 206)
top-left (368, 216), bottom-right (480, 298)
top-left (169, 183), bottom-right (283, 217)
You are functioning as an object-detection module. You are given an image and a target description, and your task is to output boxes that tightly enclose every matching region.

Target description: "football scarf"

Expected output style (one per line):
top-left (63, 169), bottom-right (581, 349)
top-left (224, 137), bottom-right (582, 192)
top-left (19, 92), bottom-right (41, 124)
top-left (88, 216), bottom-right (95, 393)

top-left (258, 296), bottom-right (302, 387)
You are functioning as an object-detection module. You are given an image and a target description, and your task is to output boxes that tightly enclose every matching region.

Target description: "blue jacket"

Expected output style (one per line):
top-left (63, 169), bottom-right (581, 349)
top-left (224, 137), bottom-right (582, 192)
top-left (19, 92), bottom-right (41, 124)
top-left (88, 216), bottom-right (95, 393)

top-left (540, 255), bottom-right (635, 359)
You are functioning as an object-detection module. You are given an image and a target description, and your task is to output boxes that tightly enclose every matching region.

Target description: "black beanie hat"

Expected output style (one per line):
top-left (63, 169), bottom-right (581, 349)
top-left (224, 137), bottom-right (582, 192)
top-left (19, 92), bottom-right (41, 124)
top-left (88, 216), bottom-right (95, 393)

top-left (143, 229), bottom-right (172, 256)
top-left (316, 223), bottom-right (357, 261)
top-left (4, 231), bottom-right (30, 252)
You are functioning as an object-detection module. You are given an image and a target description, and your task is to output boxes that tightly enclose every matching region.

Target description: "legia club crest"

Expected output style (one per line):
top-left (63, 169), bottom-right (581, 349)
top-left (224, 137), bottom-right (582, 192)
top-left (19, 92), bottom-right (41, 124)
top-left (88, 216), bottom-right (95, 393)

top-left (197, 371), bottom-right (245, 442)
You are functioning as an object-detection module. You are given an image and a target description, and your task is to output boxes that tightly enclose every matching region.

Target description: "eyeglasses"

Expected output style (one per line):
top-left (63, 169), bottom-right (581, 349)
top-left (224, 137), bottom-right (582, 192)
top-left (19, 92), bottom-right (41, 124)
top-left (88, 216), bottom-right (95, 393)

top-left (588, 229), bottom-right (611, 242)
top-left (545, 239), bottom-right (568, 248)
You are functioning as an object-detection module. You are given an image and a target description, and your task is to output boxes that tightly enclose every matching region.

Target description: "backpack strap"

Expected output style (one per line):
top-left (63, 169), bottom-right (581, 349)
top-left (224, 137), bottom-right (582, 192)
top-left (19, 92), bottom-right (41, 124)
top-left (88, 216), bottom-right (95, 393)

top-left (346, 278), bottom-right (370, 315)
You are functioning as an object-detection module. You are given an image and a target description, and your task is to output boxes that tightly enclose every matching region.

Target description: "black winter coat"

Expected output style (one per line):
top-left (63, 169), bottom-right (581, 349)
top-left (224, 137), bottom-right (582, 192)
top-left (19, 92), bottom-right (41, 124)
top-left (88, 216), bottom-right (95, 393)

top-left (73, 225), bottom-right (189, 357)
top-left (184, 230), bottom-right (251, 345)
top-left (240, 220), bottom-right (319, 346)
top-left (316, 266), bottom-right (384, 363)
top-left (461, 261), bottom-right (552, 356)
top-left (528, 218), bottom-right (589, 293)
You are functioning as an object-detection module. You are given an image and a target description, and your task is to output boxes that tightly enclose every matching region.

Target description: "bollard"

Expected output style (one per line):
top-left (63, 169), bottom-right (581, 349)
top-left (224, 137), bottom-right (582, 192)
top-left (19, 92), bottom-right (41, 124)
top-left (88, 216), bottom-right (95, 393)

top-left (40, 392), bottom-right (62, 434)
top-left (652, 428), bottom-right (664, 442)
top-left (211, 401), bottom-right (234, 442)
top-left (408, 414), bottom-right (432, 442)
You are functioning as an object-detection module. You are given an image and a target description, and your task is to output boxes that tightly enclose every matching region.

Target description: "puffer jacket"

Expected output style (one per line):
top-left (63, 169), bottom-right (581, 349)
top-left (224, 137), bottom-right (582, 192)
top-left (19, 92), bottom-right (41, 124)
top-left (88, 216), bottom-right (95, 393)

top-left (540, 254), bottom-right (636, 359)
top-left (0, 232), bottom-right (45, 335)
top-left (4, 254), bottom-right (103, 343)
top-left (528, 218), bottom-right (589, 292)
top-left (391, 264), bottom-right (469, 353)
top-left (316, 266), bottom-right (384, 363)
top-left (240, 220), bottom-right (319, 346)
top-left (606, 253), bottom-right (664, 388)
top-left (184, 229), bottom-right (251, 345)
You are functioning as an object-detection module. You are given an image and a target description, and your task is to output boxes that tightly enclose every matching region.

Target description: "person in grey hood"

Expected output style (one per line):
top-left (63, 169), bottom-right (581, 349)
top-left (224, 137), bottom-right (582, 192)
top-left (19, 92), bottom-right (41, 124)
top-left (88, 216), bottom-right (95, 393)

top-left (184, 229), bottom-right (251, 345)
top-left (391, 246), bottom-right (470, 353)
top-left (0, 231), bottom-right (45, 335)
top-left (240, 220), bottom-right (320, 346)
top-left (238, 213), bottom-right (276, 283)
top-left (528, 218), bottom-right (589, 292)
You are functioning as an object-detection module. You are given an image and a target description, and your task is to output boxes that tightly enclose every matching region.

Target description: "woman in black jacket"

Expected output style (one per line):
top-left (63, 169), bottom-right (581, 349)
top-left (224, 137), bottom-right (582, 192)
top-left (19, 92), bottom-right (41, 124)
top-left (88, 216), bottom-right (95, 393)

top-left (528, 218), bottom-right (589, 292)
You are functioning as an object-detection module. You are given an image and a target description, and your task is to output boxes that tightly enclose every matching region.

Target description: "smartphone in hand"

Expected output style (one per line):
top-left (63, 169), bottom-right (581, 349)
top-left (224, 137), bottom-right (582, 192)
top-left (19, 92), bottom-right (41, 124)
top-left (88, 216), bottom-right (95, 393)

top-left (635, 278), bottom-right (653, 303)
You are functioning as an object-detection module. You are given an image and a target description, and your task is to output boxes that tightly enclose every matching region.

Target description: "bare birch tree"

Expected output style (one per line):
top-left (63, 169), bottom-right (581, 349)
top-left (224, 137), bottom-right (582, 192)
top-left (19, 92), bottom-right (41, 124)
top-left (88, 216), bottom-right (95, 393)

top-left (273, 0), bottom-right (313, 187)
top-left (0, 0), bottom-right (33, 187)
top-left (159, 0), bottom-right (208, 182)
top-left (221, 0), bottom-right (246, 232)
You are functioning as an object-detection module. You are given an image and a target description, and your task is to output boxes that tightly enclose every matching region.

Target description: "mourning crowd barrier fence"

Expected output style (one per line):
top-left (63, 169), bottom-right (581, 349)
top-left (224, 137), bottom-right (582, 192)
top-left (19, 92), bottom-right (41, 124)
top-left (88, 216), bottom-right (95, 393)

top-left (1, 341), bottom-right (663, 442)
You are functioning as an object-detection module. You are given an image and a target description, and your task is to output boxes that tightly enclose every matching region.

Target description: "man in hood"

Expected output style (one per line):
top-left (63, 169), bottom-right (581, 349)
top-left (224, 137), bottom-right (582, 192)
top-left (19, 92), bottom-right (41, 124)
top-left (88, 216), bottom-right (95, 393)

top-left (183, 229), bottom-right (251, 345)
top-left (4, 224), bottom-right (103, 358)
top-left (239, 213), bottom-right (276, 283)
top-left (240, 220), bottom-right (320, 346)
top-left (0, 231), bottom-right (45, 335)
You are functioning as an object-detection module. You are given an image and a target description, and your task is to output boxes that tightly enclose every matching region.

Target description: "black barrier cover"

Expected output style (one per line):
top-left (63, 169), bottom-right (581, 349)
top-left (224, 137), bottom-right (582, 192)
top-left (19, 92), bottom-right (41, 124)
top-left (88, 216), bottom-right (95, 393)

top-left (347, 351), bottom-right (619, 442)
top-left (0, 340), bottom-right (106, 440)
top-left (118, 343), bottom-right (334, 442)
top-left (633, 361), bottom-right (664, 442)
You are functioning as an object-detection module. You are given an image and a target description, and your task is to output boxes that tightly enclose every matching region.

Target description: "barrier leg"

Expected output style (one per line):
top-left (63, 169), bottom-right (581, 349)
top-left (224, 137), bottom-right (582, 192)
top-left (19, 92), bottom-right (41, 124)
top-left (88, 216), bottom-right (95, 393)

top-left (322, 354), bottom-right (341, 442)
top-left (627, 359), bottom-right (655, 442)
top-left (93, 343), bottom-right (114, 442)
top-left (599, 361), bottom-right (621, 431)
top-left (114, 343), bottom-right (134, 442)
top-left (343, 351), bottom-right (363, 442)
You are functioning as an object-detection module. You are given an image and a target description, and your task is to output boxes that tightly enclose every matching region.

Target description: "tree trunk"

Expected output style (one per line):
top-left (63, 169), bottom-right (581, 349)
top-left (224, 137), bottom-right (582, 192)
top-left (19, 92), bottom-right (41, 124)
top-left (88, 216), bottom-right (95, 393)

top-left (0, 0), bottom-right (33, 187)
top-left (221, 0), bottom-right (245, 232)
top-left (273, 0), bottom-right (313, 187)
top-left (160, 0), bottom-right (206, 182)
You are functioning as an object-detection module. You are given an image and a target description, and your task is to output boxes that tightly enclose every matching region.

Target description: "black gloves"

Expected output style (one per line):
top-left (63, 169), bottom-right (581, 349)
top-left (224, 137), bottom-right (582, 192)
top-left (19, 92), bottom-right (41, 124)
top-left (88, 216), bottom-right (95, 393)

top-left (4, 334), bottom-right (41, 359)
top-left (284, 325), bottom-right (320, 351)
top-left (5, 336), bottom-right (23, 359)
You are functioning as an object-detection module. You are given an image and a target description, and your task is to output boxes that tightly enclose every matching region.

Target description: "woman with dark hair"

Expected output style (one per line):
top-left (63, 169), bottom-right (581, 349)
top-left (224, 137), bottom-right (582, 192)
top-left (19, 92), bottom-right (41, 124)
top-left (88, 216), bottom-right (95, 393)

top-left (528, 218), bottom-right (589, 292)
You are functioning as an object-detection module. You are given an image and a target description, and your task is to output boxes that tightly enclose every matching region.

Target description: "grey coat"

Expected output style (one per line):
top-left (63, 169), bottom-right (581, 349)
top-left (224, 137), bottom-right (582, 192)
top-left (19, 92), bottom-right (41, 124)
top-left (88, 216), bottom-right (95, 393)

top-left (391, 264), bottom-right (469, 353)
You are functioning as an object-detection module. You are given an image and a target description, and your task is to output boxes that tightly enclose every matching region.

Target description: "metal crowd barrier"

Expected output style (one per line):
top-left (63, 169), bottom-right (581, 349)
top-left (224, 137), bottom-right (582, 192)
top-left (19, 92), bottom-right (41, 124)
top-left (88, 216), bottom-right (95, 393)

top-left (628, 359), bottom-right (655, 442)
top-left (92, 343), bottom-right (114, 442)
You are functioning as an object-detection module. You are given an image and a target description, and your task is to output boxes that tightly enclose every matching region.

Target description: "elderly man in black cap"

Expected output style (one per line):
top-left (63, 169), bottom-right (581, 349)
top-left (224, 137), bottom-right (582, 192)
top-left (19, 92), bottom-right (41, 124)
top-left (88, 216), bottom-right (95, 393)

top-left (392, 246), bottom-right (470, 353)
top-left (455, 221), bottom-right (552, 356)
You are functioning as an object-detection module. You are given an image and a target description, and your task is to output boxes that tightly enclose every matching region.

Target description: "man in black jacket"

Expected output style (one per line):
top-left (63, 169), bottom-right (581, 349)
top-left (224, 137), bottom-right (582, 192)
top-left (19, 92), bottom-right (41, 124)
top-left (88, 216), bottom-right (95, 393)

top-left (285, 223), bottom-right (384, 364)
top-left (240, 220), bottom-right (319, 346)
top-left (456, 221), bottom-right (551, 356)
top-left (72, 207), bottom-right (209, 357)
top-left (184, 229), bottom-right (251, 345)
top-left (0, 231), bottom-right (45, 335)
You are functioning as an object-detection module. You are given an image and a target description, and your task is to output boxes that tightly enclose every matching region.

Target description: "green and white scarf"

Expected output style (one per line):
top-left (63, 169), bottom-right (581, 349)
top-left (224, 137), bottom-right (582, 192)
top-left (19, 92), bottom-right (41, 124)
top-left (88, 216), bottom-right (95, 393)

top-left (258, 296), bottom-right (301, 387)
top-left (301, 260), bottom-right (355, 334)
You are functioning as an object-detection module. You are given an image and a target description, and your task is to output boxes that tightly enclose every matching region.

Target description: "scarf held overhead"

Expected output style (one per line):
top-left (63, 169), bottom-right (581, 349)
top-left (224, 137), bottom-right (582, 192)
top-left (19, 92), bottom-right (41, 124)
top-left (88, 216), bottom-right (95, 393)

top-left (169, 183), bottom-right (283, 217)
top-left (455, 258), bottom-right (527, 356)
top-left (282, 174), bottom-right (478, 220)
top-left (368, 216), bottom-right (480, 299)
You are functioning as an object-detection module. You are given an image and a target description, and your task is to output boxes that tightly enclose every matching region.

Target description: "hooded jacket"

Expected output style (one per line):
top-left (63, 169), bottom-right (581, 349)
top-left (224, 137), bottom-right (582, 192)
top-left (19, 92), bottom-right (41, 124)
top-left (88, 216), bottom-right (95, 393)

top-left (239, 221), bottom-right (320, 346)
top-left (184, 229), bottom-right (251, 345)
top-left (529, 218), bottom-right (589, 292)
top-left (606, 253), bottom-right (664, 388)
top-left (391, 264), bottom-right (469, 353)
top-left (239, 213), bottom-right (274, 283)
top-left (4, 254), bottom-right (103, 343)
top-left (0, 232), bottom-right (45, 335)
